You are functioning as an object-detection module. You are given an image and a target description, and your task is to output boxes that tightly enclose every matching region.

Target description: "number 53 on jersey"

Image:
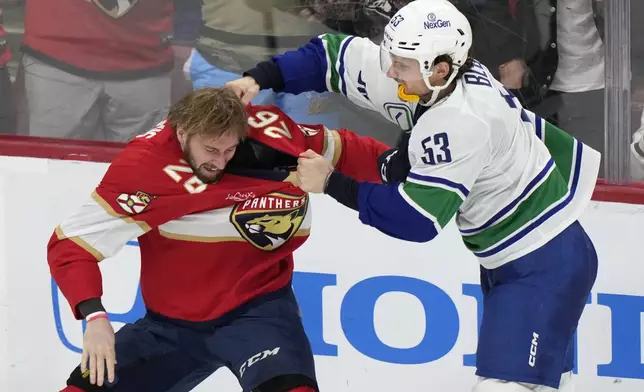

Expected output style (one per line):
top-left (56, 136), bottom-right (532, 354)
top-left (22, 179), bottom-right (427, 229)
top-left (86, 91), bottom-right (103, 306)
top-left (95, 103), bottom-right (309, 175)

top-left (421, 132), bottom-right (452, 165)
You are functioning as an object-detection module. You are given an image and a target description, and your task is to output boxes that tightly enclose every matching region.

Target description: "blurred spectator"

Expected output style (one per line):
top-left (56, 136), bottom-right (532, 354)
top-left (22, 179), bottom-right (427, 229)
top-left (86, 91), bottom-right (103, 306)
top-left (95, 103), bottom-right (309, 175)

top-left (184, 0), bottom-right (328, 122)
top-left (631, 110), bottom-right (644, 182)
top-left (18, 0), bottom-right (184, 141)
top-left (458, 0), bottom-right (605, 173)
top-left (295, 0), bottom-right (408, 143)
top-left (185, 0), bottom-right (339, 127)
top-left (0, 1), bottom-right (26, 135)
top-left (299, 0), bottom-right (408, 41)
top-left (184, 0), bottom-right (400, 144)
top-left (0, 7), bottom-right (15, 133)
top-left (170, 0), bottom-right (202, 104)
top-left (454, 0), bottom-right (542, 93)
top-left (532, 0), bottom-right (605, 167)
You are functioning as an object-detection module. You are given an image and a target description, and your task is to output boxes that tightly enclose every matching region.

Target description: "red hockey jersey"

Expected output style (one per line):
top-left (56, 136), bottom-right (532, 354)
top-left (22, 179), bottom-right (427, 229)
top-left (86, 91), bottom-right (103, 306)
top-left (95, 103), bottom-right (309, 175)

top-left (22, 0), bottom-right (173, 78)
top-left (48, 104), bottom-right (390, 321)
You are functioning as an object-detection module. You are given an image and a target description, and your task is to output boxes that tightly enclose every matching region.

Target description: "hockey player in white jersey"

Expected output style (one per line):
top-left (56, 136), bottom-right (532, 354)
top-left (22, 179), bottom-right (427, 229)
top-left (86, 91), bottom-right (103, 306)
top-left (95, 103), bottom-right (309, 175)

top-left (227, 1), bottom-right (600, 391)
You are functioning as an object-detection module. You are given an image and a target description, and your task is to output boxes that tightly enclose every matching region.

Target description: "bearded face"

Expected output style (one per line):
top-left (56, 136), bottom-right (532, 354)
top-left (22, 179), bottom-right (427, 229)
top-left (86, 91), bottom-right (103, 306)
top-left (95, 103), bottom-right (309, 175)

top-left (179, 133), bottom-right (240, 185)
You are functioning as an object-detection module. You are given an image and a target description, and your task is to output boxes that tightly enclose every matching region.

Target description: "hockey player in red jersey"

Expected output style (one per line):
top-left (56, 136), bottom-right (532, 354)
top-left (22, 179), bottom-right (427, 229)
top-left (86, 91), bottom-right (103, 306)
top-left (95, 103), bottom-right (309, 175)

top-left (48, 87), bottom-right (390, 392)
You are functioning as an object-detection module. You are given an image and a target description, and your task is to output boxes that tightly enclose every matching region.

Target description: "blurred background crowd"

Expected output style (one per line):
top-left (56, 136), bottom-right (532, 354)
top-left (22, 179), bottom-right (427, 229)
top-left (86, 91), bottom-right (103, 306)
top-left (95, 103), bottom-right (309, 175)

top-left (0, 0), bottom-right (643, 182)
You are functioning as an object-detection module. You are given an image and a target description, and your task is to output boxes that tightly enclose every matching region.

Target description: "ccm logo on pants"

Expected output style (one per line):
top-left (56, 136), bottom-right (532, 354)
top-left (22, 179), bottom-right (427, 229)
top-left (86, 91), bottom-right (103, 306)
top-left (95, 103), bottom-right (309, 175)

top-left (240, 347), bottom-right (281, 378)
top-left (529, 332), bottom-right (539, 367)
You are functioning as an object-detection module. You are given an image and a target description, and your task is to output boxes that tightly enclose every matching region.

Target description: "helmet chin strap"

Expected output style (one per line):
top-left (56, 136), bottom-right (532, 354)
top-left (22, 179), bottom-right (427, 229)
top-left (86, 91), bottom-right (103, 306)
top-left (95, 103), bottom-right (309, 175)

top-left (422, 68), bottom-right (460, 106)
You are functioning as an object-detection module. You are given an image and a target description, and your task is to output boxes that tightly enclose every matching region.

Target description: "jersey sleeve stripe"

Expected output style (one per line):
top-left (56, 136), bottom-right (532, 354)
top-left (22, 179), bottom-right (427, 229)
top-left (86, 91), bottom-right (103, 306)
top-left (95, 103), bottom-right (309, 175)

top-left (92, 191), bottom-right (152, 232)
top-left (401, 182), bottom-right (463, 229)
top-left (460, 159), bottom-right (555, 235)
top-left (331, 130), bottom-right (342, 166)
top-left (542, 120), bottom-right (575, 183)
top-left (407, 172), bottom-right (469, 199)
top-left (338, 36), bottom-right (356, 96)
top-left (55, 225), bottom-right (106, 261)
top-left (320, 34), bottom-right (350, 93)
top-left (322, 128), bottom-right (343, 166)
top-left (357, 182), bottom-right (439, 242)
top-left (524, 109), bottom-right (545, 142)
top-left (159, 230), bottom-right (245, 243)
top-left (471, 141), bottom-right (582, 258)
top-left (535, 113), bottom-right (544, 141)
top-left (59, 193), bottom-right (149, 259)
top-left (318, 36), bottom-right (335, 93)
top-left (397, 183), bottom-right (439, 224)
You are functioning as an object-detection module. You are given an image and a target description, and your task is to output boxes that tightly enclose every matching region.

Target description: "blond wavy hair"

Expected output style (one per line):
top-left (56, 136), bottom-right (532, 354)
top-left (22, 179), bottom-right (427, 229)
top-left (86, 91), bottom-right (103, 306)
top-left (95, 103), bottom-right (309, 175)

top-left (167, 87), bottom-right (248, 140)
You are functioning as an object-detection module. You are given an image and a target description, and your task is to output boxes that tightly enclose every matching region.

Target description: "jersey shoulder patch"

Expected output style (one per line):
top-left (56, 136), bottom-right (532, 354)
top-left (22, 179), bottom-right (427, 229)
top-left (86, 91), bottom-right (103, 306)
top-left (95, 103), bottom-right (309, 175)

top-left (383, 102), bottom-right (414, 132)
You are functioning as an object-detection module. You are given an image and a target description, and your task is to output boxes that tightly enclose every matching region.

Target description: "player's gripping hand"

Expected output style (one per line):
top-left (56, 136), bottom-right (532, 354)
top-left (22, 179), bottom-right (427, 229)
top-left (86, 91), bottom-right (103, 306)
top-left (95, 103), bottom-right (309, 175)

top-left (297, 149), bottom-right (334, 193)
top-left (81, 317), bottom-right (117, 387)
top-left (225, 76), bottom-right (260, 105)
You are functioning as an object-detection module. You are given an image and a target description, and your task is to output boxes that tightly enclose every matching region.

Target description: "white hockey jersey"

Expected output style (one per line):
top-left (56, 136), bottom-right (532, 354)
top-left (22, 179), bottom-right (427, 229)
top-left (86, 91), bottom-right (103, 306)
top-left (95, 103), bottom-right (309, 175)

top-left (273, 33), bottom-right (601, 269)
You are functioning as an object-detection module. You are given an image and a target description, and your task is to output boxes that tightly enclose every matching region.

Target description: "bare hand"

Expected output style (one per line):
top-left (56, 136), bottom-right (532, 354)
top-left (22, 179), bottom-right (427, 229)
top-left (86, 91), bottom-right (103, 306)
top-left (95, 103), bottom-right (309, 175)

top-left (499, 59), bottom-right (527, 90)
top-left (296, 149), bottom-right (334, 193)
top-left (81, 318), bottom-right (116, 387)
top-left (225, 76), bottom-right (260, 105)
top-left (172, 45), bottom-right (195, 102)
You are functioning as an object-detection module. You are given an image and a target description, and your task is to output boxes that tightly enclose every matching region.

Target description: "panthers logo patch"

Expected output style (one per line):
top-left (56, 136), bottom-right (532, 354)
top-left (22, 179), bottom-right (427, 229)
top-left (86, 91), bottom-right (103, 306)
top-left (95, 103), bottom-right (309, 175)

top-left (230, 192), bottom-right (309, 251)
top-left (92, 0), bottom-right (139, 19)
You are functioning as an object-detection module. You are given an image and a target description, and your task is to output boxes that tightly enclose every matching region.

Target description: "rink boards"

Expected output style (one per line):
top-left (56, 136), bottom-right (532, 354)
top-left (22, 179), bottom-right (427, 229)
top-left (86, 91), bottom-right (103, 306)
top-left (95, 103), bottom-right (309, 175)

top-left (1, 156), bottom-right (643, 391)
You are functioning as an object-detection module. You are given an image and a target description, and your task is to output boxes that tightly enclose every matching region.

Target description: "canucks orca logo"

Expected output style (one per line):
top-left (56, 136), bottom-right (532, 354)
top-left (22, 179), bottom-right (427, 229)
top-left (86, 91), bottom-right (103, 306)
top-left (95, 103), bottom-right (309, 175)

top-left (93, 0), bottom-right (139, 19)
top-left (230, 192), bottom-right (309, 251)
top-left (384, 102), bottom-right (413, 132)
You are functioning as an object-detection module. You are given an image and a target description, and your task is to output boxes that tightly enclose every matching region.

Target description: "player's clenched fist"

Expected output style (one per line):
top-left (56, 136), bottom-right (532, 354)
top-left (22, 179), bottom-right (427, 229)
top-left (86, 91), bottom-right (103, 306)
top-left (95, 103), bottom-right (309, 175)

top-left (81, 317), bottom-right (117, 387)
top-left (296, 149), bottom-right (334, 193)
top-left (225, 76), bottom-right (260, 105)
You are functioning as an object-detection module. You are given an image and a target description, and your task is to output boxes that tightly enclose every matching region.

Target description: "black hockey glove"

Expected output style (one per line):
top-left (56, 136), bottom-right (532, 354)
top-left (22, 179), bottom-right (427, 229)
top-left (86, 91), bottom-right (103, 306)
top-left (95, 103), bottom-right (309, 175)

top-left (378, 131), bottom-right (411, 183)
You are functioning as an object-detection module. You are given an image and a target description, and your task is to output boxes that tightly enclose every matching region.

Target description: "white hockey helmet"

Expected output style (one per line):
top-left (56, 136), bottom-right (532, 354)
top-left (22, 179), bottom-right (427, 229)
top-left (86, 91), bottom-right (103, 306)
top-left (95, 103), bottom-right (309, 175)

top-left (380, 0), bottom-right (473, 103)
